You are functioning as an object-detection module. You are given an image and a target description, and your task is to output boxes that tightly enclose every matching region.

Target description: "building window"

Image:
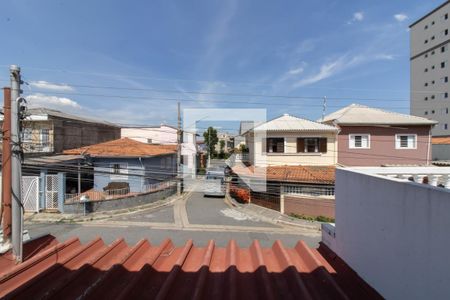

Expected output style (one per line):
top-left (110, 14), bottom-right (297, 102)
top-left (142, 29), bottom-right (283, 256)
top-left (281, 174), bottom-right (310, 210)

top-left (432, 65), bottom-right (435, 70)
top-left (442, 123), bottom-right (449, 130)
top-left (297, 138), bottom-right (327, 153)
top-left (424, 68), bottom-right (428, 72)
top-left (432, 110), bottom-right (435, 114)
top-left (425, 25), bottom-right (428, 29)
top-left (425, 111), bottom-right (428, 115)
top-left (425, 96), bottom-right (428, 101)
top-left (22, 128), bottom-right (33, 143)
top-left (425, 54), bottom-right (428, 58)
top-left (441, 61), bottom-right (447, 68)
top-left (425, 39), bottom-right (428, 44)
top-left (442, 76), bottom-right (449, 83)
top-left (395, 134), bottom-right (417, 149)
top-left (40, 129), bottom-right (50, 147)
top-left (431, 50), bottom-right (435, 55)
top-left (424, 82), bottom-right (428, 87)
top-left (432, 80), bottom-right (435, 84)
top-left (431, 35), bottom-right (435, 40)
top-left (442, 46), bottom-right (447, 53)
top-left (265, 138), bottom-right (284, 153)
top-left (431, 95), bottom-right (435, 99)
top-left (443, 92), bottom-right (449, 99)
top-left (432, 21), bottom-right (435, 25)
top-left (349, 134), bottom-right (370, 149)
top-left (445, 13), bottom-right (449, 20)
top-left (110, 163), bottom-right (128, 179)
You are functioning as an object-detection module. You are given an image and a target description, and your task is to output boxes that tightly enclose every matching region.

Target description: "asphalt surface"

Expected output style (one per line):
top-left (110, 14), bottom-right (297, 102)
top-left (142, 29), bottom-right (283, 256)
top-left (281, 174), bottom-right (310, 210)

top-left (26, 184), bottom-right (321, 248)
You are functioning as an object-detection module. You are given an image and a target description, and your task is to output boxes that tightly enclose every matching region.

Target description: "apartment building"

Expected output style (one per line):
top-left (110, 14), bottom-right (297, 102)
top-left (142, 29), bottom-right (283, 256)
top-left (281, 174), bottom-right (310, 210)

top-left (410, 1), bottom-right (450, 136)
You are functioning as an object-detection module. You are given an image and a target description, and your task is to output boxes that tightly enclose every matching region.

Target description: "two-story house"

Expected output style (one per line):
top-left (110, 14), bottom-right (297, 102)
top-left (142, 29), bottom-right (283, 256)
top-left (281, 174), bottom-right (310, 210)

top-left (0, 108), bottom-right (120, 156)
top-left (121, 124), bottom-right (197, 177)
top-left (233, 114), bottom-right (339, 215)
top-left (322, 104), bottom-right (438, 166)
top-left (244, 113), bottom-right (339, 167)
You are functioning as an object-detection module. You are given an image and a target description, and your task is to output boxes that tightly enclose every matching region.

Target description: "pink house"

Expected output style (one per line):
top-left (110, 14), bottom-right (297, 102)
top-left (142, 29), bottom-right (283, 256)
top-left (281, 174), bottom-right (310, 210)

top-left (322, 104), bottom-right (437, 166)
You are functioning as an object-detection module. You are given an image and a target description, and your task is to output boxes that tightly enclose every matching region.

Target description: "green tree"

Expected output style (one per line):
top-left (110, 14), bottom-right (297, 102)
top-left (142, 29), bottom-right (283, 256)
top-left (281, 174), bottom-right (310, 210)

top-left (203, 127), bottom-right (218, 158)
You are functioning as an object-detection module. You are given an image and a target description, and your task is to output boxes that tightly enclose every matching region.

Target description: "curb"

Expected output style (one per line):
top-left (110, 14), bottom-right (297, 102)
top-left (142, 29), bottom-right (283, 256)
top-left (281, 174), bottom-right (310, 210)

top-left (25, 192), bottom-right (186, 224)
top-left (226, 195), bottom-right (320, 231)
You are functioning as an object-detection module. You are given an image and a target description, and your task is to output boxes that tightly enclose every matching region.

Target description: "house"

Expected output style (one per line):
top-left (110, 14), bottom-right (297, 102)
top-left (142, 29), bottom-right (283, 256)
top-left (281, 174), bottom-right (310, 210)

top-left (324, 166), bottom-right (450, 299)
top-left (231, 164), bottom-right (335, 217)
top-left (215, 132), bottom-right (234, 153)
top-left (121, 124), bottom-right (197, 177)
top-left (322, 104), bottom-right (438, 166)
top-left (244, 113), bottom-right (339, 167)
top-left (0, 108), bottom-right (120, 156)
top-left (63, 138), bottom-right (177, 193)
top-left (432, 136), bottom-right (450, 160)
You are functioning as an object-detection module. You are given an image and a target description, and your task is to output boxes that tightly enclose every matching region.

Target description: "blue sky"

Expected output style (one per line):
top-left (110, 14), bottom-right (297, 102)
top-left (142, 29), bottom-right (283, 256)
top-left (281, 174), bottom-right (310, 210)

top-left (0, 0), bottom-right (445, 131)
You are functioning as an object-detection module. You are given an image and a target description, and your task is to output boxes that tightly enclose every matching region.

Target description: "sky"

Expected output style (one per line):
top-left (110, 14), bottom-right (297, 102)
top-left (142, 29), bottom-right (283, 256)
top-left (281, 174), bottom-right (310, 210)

top-left (0, 0), bottom-right (446, 132)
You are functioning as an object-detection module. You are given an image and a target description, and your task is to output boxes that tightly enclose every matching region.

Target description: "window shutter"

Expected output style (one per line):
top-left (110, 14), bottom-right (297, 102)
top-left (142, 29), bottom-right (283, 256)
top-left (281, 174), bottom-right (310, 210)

top-left (319, 138), bottom-right (327, 153)
top-left (297, 138), bottom-right (305, 153)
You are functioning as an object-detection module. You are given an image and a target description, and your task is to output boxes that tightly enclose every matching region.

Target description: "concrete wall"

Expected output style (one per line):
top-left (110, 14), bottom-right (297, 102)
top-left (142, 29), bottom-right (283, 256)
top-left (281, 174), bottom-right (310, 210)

top-left (250, 131), bottom-right (337, 166)
top-left (93, 155), bottom-right (176, 193)
top-left (332, 168), bottom-right (450, 299)
top-left (52, 118), bottom-right (120, 154)
top-left (284, 195), bottom-right (335, 218)
top-left (337, 125), bottom-right (432, 166)
top-left (64, 185), bottom-right (176, 214)
top-left (432, 144), bottom-right (450, 160)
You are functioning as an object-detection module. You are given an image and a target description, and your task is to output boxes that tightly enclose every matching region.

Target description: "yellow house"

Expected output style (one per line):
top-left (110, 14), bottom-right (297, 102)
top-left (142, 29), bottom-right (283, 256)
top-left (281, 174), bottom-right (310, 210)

top-left (244, 114), bottom-right (339, 166)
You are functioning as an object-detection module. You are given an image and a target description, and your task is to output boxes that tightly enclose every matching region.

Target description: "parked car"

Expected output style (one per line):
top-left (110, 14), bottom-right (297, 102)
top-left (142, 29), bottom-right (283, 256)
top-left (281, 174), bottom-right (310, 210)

top-left (204, 169), bottom-right (225, 197)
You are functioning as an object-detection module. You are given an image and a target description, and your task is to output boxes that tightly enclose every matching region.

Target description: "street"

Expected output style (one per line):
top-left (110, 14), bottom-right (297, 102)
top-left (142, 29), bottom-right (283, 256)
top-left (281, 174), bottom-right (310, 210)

top-left (25, 190), bottom-right (321, 248)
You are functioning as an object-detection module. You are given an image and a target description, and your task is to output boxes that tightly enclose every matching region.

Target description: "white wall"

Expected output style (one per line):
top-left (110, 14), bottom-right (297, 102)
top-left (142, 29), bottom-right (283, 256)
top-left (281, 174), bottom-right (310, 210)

top-left (333, 168), bottom-right (450, 299)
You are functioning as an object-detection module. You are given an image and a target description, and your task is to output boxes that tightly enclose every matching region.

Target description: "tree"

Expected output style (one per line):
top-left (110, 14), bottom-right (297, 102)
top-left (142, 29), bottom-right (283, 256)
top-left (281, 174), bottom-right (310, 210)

top-left (203, 127), bottom-right (218, 158)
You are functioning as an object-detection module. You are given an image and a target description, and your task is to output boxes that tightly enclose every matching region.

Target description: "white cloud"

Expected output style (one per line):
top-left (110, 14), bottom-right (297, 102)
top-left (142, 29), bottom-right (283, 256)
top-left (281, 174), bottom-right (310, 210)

top-left (288, 66), bottom-right (305, 75)
top-left (294, 57), bottom-right (346, 87)
top-left (353, 11), bottom-right (364, 21)
top-left (394, 14), bottom-right (408, 22)
top-left (26, 93), bottom-right (81, 109)
top-left (29, 80), bottom-right (74, 91)
top-left (292, 53), bottom-right (395, 87)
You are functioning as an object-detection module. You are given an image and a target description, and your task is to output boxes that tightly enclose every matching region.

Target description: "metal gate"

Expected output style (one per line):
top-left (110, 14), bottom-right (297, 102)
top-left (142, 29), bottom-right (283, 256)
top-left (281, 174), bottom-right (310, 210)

top-left (22, 176), bottom-right (40, 212)
top-left (45, 175), bottom-right (59, 210)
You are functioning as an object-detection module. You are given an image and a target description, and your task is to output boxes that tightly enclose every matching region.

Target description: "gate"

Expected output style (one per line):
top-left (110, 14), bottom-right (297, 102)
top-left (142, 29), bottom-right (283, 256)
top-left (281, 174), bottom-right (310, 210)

top-left (45, 174), bottom-right (59, 210)
top-left (22, 176), bottom-right (40, 212)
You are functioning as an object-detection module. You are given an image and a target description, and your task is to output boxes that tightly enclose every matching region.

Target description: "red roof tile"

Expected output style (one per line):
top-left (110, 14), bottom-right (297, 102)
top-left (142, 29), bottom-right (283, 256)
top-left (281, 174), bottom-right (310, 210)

top-left (232, 165), bottom-right (336, 184)
top-left (432, 136), bottom-right (450, 145)
top-left (63, 138), bottom-right (177, 157)
top-left (0, 235), bottom-right (382, 299)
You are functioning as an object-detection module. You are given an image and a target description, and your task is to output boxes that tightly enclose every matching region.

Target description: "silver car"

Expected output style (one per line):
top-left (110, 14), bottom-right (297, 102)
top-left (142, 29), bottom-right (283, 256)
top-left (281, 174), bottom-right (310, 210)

top-left (203, 170), bottom-right (225, 197)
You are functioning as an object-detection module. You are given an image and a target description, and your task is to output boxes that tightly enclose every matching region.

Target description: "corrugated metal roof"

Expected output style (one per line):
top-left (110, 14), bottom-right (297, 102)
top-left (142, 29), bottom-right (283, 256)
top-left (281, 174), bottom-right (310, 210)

top-left (0, 235), bottom-right (382, 299)
top-left (232, 165), bottom-right (336, 184)
top-left (26, 108), bottom-right (119, 127)
top-left (63, 138), bottom-right (177, 157)
top-left (252, 114), bottom-right (339, 132)
top-left (322, 104), bottom-right (438, 126)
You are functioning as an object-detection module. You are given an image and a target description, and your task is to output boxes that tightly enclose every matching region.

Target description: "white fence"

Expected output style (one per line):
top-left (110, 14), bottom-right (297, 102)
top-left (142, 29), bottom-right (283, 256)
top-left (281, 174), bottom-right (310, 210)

top-left (282, 184), bottom-right (335, 197)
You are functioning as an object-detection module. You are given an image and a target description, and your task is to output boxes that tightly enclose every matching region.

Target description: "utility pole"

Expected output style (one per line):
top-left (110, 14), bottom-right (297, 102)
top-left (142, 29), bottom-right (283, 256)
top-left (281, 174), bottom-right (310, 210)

top-left (207, 129), bottom-right (211, 168)
top-left (177, 102), bottom-right (182, 196)
top-left (10, 65), bottom-right (23, 262)
top-left (321, 96), bottom-right (327, 122)
top-left (1, 87), bottom-right (12, 246)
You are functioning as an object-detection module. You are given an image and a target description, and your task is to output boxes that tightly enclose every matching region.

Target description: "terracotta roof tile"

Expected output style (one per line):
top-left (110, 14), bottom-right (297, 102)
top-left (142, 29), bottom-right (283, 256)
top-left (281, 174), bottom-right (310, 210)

top-left (0, 235), bottom-right (382, 299)
top-left (432, 136), bottom-right (450, 145)
top-left (63, 138), bottom-right (177, 157)
top-left (232, 165), bottom-right (335, 184)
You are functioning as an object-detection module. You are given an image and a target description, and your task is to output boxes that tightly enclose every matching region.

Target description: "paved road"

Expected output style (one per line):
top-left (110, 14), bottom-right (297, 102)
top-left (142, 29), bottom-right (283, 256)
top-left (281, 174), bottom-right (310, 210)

top-left (26, 185), bottom-right (321, 248)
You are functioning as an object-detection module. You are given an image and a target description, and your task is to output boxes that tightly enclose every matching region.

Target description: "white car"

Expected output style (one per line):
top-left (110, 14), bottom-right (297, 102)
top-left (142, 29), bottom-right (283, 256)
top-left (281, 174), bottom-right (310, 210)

top-left (203, 170), bottom-right (225, 197)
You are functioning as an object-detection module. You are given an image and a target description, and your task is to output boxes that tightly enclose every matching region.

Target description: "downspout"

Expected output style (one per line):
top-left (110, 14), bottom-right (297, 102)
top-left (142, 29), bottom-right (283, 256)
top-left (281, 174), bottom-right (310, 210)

top-left (426, 127), bottom-right (431, 165)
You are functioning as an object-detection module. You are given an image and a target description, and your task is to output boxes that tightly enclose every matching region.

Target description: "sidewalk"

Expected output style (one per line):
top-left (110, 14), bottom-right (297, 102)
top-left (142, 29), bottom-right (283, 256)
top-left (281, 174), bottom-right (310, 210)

top-left (24, 192), bottom-right (183, 224)
top-left (225, 195), bottom-right (321, 231)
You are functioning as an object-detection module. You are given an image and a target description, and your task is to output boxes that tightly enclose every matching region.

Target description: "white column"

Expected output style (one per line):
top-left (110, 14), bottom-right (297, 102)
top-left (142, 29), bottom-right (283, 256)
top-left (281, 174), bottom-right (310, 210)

top-left (428, 175), bottom-right (440, 187)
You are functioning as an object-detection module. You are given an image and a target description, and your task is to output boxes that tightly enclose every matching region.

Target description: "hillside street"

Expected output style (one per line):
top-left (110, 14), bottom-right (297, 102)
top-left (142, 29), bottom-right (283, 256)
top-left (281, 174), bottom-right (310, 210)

top-left (25, 189), bottom-right (321, 248)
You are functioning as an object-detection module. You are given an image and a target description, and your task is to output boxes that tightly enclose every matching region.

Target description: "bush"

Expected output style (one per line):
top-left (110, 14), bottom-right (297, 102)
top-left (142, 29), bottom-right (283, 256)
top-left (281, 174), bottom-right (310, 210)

top-left (289, 213), bottom-right (335, 223)
top-left (230, 185), bottom-right (250, 203)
